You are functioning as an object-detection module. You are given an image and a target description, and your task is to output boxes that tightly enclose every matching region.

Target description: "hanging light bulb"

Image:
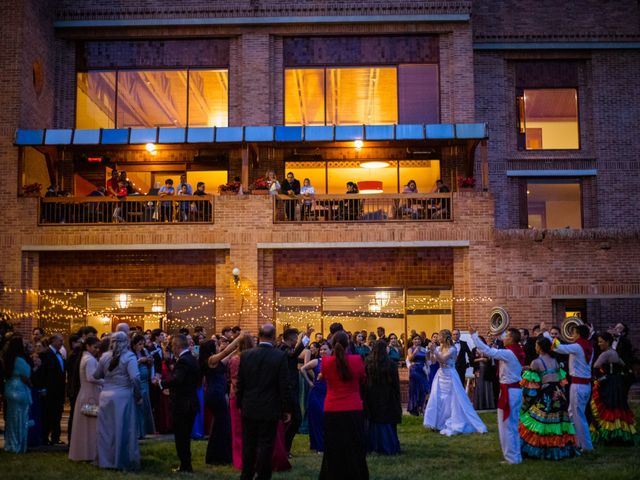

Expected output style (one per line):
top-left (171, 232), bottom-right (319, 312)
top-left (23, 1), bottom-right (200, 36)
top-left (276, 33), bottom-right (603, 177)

top-left (116, 293), bottom-right (131, 310)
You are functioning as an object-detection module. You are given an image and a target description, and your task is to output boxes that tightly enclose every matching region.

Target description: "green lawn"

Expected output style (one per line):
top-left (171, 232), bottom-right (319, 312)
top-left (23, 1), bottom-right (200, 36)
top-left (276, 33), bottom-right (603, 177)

top-left (2, 410), bottom-right (639, 479)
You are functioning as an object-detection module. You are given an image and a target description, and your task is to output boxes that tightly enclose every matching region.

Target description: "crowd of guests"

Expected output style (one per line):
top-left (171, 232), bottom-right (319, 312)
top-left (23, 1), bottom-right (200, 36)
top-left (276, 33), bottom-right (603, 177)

top-left (0, 318), bottom-right (637, 476)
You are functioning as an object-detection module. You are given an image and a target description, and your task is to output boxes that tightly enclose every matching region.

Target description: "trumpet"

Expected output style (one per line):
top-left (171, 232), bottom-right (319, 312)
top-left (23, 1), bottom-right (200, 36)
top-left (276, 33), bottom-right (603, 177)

top-left (560, 316), bottom-right (584, 343)
top-left (487, 306), bottom-right (510, 337)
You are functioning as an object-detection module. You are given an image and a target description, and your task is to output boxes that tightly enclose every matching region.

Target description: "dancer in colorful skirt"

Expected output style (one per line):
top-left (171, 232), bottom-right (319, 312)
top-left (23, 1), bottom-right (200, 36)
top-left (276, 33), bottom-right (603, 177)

top-left (589, 332), bottom-right (638, 446)
top-left (519, 337), bottom-right (580, 460)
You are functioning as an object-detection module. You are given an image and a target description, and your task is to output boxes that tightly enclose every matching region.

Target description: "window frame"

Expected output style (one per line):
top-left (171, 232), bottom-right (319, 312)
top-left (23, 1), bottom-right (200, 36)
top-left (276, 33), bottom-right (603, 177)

top-left (521, 177), bottom-right (584, 230)
top-left (283, 63), bottom-right (440, 126)
top-left (516, 87), bottom-right (581, 151)
top-left (75, 66), bottom-right (230, 129)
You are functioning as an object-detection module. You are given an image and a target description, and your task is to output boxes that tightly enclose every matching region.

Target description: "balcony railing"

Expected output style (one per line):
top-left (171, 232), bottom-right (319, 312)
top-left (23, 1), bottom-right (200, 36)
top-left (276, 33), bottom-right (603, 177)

top-left (39, 195), bottom-right (214, 225)
top-left (273, 193), bottom-right (452, 223)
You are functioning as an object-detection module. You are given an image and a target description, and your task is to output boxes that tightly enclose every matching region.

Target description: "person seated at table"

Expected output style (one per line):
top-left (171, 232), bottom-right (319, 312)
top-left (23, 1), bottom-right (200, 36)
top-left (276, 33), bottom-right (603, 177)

top-left (400, 180), bottom-right (421, 218)
top-left (192, 182), bottom-right (212, 221)
top-left (428, 179), bottom-right (450, 219)
top-left (300, 178), bottom-right (315, 220)
top-left (337, 182), bottom-right (361, 221)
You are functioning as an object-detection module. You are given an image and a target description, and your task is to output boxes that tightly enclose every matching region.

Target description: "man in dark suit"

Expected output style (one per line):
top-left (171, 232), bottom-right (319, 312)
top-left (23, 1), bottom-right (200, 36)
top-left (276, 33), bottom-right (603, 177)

top-left (452, 329), bottom-right (472, 387)
top-left (519, 328), bottom-right (537, 366)
top-left (36, 333), bottom-right (66, 445)
top-left (162, 334), bottom-right (200, 473)
top-left (278, 327), bottom-right (307, 455)
top-left (66, 334), bottom-right (83, 443)
top-left (237, 324), bottom-right (292, 480)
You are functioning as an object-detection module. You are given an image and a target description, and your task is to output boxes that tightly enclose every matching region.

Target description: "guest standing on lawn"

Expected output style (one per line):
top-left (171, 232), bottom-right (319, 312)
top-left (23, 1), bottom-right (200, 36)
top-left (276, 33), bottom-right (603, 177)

top-left (471, 327), bottom-right (524, 464)
top-left (69, 335), bottom-right (103, 462)
top-left (364, 340), bottom-right (402, 455)
top-left (301, 342), bottom-right (331, 453)
top-left (320, 331), bottom-right (368, 479)
top-left (94, 331), bottom-right (142, 471)
top-left (407, 335), bottom-right (430, 416)
top-left (2, 335), bottom-right (32, 453)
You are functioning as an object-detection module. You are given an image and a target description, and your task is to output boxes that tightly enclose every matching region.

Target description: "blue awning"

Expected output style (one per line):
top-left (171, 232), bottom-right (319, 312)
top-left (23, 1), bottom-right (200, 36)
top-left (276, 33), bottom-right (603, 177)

top-left (14, 123), bottom-right (488, 146)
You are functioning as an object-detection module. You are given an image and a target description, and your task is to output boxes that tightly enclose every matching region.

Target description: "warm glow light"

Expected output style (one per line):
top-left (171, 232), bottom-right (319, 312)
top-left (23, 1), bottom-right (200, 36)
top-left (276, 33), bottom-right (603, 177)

top-left (354, 140), bottom-right (364, 150)
top-left (358, 180), bottom-right (384, 194)
top-left (116, 293), bottom-right (131, 309)
top-left (359, 161), bottom-right (389, 169)
top-left (145, 143), bottom-right (156, 153)
top-left (100, 315), bottom-right (111, 325)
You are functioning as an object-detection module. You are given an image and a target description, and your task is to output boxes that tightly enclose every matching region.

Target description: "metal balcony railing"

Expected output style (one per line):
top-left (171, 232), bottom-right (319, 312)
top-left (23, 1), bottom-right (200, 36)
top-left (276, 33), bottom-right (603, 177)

top-left (273, 193), bottom-right (452, 223)
top-left (39, 195), bottom-right (214, 225)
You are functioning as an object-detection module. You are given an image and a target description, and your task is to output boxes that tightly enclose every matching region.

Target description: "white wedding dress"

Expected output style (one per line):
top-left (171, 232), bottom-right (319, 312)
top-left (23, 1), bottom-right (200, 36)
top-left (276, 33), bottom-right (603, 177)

top-left (423, 345), bottom-right (488, 436)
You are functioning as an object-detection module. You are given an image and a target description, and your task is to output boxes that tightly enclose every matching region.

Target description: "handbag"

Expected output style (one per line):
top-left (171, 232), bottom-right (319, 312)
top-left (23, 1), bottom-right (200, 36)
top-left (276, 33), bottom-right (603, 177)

top-left (80, 398), bottom-right (99, 417)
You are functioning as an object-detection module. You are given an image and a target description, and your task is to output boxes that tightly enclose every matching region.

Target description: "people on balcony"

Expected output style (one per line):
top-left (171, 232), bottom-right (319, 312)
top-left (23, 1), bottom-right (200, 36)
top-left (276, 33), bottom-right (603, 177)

top-left (300, 178), bottom-right (315, 220)
top-left (158, 179), bottom-right (175, 222)
top-left (428, 179), bottom-right (450, 220)
top-left (281, 171), bottom-right (301, 220)
top-left (265, 170), bottom-right (281, 195)
top-left (336, 181), bottom-right (361, 221)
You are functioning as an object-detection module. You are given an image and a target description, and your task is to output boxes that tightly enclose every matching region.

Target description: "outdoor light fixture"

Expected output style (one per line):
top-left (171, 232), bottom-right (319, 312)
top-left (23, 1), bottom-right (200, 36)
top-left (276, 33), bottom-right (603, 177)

top-left (354, 140), bottom-right (364, 150)
top-left (116, 293), bottom-right (131, 310)
top-left (145, 143), bottom-right (157, 155)
top-left (100, 315), bottom-right (111, 325)
top-left (359, 161), bottom-right (389, 169)
top-left (151, 300), bottom-right (164, 313)
top-left (232, 267), bottom-right (241, 287)
top-left (357, 180), bottom-right (383, 194)
top-left (368, 300), bottom-right (382, 313)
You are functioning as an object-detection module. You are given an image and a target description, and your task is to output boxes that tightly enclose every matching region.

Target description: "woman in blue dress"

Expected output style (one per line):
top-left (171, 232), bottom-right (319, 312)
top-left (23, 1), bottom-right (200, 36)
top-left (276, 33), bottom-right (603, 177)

top-left (407, 335), bottom-right (430, 416)
top-left (3, 335), bottom-right (33, 453)
top-left (132, 334), bottom-right (156, 439)
top-left (26, 340), bottom-right (44, 448)
top-left (301, 342), bottom-right (331, 452)
top-left (428, 332), bottom-right (440, 392)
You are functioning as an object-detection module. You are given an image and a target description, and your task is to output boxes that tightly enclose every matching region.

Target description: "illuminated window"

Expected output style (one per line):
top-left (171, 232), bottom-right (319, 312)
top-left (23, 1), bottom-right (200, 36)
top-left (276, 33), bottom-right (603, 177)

top-left (526, 179), bottom-right (582, 229)
top-left (76, 69), bottom-right (228, 128)
top-left (285, 65), bottom-right (438, 126)
top-left (519, 89), bottom-right (579, 150)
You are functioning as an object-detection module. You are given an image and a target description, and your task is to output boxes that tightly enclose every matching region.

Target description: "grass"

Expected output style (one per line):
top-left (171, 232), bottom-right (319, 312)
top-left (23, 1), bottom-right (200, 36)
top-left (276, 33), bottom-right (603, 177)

top-left (1, 410), bottom-right (639, 480)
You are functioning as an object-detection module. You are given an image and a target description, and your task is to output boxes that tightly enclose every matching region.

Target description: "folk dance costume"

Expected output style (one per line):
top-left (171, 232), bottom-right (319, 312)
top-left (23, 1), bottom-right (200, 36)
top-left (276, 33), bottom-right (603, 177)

top-left (589, 349), bottom-right (638, 446)
top-left (545, 333), bottom-right (594, 452)
top-left (519, 358), bottom-right (580, 459)
top-left (472, 333), bottom-right (524, 465)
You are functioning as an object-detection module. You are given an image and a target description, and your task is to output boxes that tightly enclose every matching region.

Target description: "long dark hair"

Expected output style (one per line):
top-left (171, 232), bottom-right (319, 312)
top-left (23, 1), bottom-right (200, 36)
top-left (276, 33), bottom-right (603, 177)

top-left (2, 335), bottom-right (26, 375)
top-left (199, 339), bottom-right (217, 373)
top-left (366, 340), bottom-right (392, 385)
top-left (332, 331), bottom-right (352, 381)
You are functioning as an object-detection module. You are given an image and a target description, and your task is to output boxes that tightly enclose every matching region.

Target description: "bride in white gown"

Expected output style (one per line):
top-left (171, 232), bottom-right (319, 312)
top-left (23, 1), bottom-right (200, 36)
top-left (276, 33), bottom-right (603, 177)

top-left (423, 329), bottom-right (487, 436)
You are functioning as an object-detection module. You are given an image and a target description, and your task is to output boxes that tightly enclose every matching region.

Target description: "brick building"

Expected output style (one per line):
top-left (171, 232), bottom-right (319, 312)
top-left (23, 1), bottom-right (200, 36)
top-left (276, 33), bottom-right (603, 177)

top-left (0, 1), bottom-right (638, 352)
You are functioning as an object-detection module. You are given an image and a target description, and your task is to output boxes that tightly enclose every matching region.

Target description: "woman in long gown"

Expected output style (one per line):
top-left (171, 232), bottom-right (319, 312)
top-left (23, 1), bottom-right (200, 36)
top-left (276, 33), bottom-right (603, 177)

top-left (423, 329), bottom-right (487, 436)
top-left (301, 342), bottom-right (330, 452)
top-left (365, 340), bottom-right (402, 455)
top-left (69, 336), bottom-right (103, 461)
top-left (26, 341), bottom-right (43, 448)
top-left (519, 337), bottom-right (579, 460)
top-left (589, 332), bottom-right (638, 445)
top-left (94, 331), bottom-right (142, 471)
top-left (427, 333), bottom-right (440, 392)
top-left (472, 338), bottom-right (495, 410)
top-left (407, 335), bottom-right (430, 416)
top-left (228, 335), bottom-right (291, 471)
top-left (131, 334), bottom-right (155, 439)
top-left (2, 335), bottom-right (32, 453)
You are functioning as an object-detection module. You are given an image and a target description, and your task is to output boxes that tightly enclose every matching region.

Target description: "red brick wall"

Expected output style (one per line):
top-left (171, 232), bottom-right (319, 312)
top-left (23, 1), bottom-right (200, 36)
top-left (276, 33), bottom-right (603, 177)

top-left (273, 248), bottom-right (453, 288)
top-left (39, 250), bottom-right (219, 289)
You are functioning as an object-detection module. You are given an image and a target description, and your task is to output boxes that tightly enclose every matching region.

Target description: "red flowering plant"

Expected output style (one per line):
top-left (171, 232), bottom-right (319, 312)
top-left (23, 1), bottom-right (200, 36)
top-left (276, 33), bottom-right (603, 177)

top-left (218, 181), bottom-right (242, 193)
top-left (457, 176), bottom-right (476, 189)
top-left (22, 182), bottom-right (43, 196)
top-left (251, 177), bottom-right (270, 191)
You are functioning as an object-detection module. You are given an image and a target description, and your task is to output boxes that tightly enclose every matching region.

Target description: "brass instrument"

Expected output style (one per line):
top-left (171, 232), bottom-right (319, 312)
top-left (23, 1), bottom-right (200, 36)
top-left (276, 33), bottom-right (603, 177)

top-left (488, 307), bottom-right (510, 337)
top-left (560, 316), bottom-right (584, 343)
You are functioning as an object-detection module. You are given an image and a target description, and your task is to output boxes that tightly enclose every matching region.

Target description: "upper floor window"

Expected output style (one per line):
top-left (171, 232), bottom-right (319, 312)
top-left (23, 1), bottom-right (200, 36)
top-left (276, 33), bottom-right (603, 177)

top-left (525, 179), bottom-right (582, 229)
top-left (517, 88), bottom-right (579, 150)
top-left (76, 69), bottom-right (228, 129)
top-left (285, 65), bottom-right (438, 126)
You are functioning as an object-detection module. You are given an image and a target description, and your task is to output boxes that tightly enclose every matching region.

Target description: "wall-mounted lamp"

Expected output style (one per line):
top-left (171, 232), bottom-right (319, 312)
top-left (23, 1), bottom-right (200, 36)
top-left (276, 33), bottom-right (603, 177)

top-left (232, 267), bottom-right (241, 287)
top-left (354, 140), bottom-right (363, 151)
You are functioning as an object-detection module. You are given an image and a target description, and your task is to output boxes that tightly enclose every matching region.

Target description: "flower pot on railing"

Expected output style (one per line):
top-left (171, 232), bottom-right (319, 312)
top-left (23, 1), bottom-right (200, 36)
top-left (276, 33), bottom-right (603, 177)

top-left (251, 189), bottom-right (269, 195)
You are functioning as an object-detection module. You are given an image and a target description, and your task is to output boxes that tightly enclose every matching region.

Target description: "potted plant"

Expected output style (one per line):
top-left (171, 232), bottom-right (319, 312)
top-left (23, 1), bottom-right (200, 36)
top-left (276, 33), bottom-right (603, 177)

top-left (218, 180), bottom-right (242, 195)
top-left (22, 182), bottom-right (42, 197)
top-left (250, 177), bottom-right (270, 195)
top-left (457, 176), bottom-right (476, 191)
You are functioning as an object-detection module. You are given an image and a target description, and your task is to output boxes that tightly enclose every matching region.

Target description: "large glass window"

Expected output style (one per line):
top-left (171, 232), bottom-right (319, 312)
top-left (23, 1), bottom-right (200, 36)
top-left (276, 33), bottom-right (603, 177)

top-left (526, 179), bottom-right (582, 229)
top-left (76, 69), bottom-right (228, 129)
top-left (274, 287), bottom-right (453, 342)
top-left (285, 65), bottom-right (438, 126)
top-left (519, 89), bottom-right (579, 150)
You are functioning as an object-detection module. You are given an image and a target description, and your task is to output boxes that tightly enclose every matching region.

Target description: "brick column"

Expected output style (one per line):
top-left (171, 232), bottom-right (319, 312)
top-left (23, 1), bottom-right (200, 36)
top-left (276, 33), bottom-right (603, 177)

top-left (240, 33), bottom-right (271, 125)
